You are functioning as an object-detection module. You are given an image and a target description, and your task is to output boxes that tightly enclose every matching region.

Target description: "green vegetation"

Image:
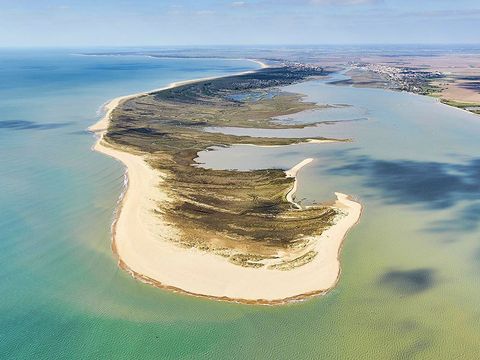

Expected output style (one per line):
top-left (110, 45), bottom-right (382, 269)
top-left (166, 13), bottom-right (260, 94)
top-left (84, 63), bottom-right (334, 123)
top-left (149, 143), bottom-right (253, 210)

top-left (269, 251), bottom-right (318, 271)
top-left (418, 83), bottom-right (442, 96)
top-left (106, 66), bottom-right (346, 266)
top-left (440, 99), bottom-right (480, 115)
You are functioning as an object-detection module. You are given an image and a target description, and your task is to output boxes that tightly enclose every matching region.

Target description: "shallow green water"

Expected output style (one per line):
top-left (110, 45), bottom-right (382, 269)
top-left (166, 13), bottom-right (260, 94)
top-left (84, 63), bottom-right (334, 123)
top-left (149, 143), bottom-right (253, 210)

top-left (1, 51), bottom-right (480, 359)
top-left (196, 77), bottom-right (480, 358)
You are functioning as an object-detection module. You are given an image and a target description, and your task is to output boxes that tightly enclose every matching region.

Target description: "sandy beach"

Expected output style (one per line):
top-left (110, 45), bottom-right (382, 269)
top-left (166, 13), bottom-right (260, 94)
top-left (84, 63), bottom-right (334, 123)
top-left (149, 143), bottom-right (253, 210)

top-left (90, 63), bottom-right (362, 304)
top-left (285, 158), bottom-right (313, 209)
top-left (89, 59), bottom-right (269, 133)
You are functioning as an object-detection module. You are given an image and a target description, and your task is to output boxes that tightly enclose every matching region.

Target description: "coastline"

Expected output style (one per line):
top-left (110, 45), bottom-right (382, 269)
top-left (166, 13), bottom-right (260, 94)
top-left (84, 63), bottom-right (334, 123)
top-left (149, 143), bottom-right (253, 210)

top-left (285, 158), bottom-right (313, 209)
top-left (88, 59), bottom-right (267, 133)
top-left (89, 61), bottom-right (362, 305)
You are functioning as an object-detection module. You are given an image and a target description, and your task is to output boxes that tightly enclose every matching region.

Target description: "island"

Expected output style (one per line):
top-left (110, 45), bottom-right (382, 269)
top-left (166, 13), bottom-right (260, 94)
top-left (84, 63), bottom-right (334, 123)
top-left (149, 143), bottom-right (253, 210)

top-left (89, 63), bottom-right (362, 304)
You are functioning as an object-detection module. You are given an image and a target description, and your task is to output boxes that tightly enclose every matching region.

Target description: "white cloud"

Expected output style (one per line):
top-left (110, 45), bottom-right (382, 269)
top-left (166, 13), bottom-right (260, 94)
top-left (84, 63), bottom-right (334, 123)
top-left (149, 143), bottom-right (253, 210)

top-left (48, 4), bottom-right (70, 11)
top-left (231, 1), bottom-right (247, 7)
top-left (310, 0), bottom-right (380, 4)
top-left (263, 0), bottom-right (381, 7)
top-left (196, 10), bottom-right (215, 15)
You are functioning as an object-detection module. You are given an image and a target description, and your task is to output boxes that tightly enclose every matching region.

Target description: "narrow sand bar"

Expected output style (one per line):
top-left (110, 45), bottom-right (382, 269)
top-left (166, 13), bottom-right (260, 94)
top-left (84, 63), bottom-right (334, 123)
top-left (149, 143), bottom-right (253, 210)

top-left (285, 158), bottom-right (313, 208)
top-left (90, 64), bottom-right (362, 305)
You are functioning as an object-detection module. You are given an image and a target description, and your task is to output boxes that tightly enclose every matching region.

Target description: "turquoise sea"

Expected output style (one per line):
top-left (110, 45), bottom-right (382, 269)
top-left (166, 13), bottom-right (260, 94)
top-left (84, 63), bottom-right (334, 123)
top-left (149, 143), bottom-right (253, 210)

top-left (1, 49), bottom-right (480, 359)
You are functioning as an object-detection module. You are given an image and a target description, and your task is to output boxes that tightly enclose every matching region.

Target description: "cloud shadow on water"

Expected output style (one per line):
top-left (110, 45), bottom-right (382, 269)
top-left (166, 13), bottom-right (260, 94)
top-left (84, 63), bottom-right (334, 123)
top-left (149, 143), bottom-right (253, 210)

top-left (68, 130), bottom-right (92, 135)
top-left (329, 155), bottom-right (480, 210)
top-left (379, 268), bottom-right (436, 295)
top-left (426, 202), bottom-right (480, 234)
top-left (395, 339), bottom-right (432, 360)
top-left (472, 248), bottom-right (480, 266)
top-left (0, 120), bottom-right (72, 131)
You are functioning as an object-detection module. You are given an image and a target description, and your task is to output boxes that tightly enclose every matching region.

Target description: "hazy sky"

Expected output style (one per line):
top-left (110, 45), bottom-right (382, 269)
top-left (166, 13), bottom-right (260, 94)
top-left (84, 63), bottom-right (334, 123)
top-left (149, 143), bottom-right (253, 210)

top-left (1, 0), bottom-right (479, 46)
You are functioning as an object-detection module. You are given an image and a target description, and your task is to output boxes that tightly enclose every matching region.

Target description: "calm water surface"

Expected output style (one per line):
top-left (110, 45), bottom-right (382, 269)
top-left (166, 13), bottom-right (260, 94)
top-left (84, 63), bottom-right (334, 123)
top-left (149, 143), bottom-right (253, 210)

top-left (1, 50), bottom-right (480, 359)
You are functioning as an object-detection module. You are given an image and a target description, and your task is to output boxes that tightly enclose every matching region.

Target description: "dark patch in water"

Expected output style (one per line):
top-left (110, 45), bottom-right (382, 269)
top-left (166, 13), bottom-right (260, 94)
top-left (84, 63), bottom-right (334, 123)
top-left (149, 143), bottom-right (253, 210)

top-left (426, 202), bottom-right (480, 234)
top-left (379, 268), bottom-right (435, 295)
top-left (0, 120), bottom-right (71, 131)
top-left (20, 65), bottom-right (59, 71)
top-left (396, 320), bottom-right (418, 333)
top-left (472, 248), bottom-right (480, 265)
top-left (86, 63), bottom-right (166, 71)
top-left (329, 155), bottom-right (480, 210)
top-left (395, 339), bottom-right (431, 360)
top-left (276, 150), bottom-right (304, 158)
top-left (69, 130), bottom-right (91, 135)
top-left (328, 79), bottom-right (354, 85)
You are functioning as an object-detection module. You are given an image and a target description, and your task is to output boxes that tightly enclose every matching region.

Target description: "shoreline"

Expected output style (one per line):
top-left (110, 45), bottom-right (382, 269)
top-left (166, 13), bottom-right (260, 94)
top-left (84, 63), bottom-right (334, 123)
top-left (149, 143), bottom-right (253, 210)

top-left (285, 158), bottom-right (313, 209)
top-left (89, 61), bottom-right (362, 305)
top-left (341, 65), bottom-right (480, 117)
top-left (88, 59), bottom-right (268, 133)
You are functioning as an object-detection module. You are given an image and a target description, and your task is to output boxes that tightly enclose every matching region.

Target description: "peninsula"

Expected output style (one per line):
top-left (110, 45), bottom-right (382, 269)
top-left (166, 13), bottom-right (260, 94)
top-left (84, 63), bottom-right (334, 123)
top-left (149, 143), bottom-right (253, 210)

top-left (90, 63), bottom-right (362, 304)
